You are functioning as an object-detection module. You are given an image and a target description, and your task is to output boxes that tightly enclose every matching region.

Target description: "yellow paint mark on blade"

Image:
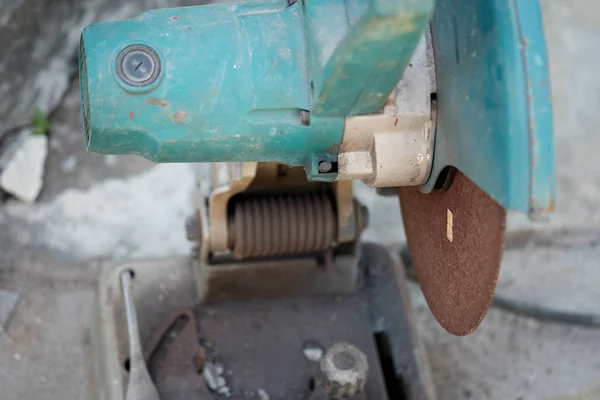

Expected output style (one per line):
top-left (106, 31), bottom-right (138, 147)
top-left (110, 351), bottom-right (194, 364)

top-left (447, 209), bottom-right (453, 242)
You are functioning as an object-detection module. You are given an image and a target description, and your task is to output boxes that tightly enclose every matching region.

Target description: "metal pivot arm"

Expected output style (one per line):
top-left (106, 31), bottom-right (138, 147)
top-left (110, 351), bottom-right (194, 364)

top-left (79, 0), bottom-right (434, 181)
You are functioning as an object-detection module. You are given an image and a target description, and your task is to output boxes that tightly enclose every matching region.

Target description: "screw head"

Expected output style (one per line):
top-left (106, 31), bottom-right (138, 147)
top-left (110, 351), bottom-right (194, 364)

top-left (300, 110), bottom-right (311, 126)
top-left (318, 161), bottom-right (333, 174)
top-left (116, 45), bottom-right (161, 87)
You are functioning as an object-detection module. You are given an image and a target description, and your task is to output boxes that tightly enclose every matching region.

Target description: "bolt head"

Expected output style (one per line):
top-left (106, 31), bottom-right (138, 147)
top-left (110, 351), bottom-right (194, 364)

top-left (300, 110), bottom-right (311, 126)
top-left (318, 161), bottom-right (333, 174)
top-left (319, 343), bottom-right (368, 399)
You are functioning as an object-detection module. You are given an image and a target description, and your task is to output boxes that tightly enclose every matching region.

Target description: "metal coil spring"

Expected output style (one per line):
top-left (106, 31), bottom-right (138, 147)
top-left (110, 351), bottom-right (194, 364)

top-left (228, 192), bottom-right (336, 259)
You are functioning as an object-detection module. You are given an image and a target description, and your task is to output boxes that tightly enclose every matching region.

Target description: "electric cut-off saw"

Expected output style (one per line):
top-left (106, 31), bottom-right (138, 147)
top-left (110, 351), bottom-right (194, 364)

top-left (79, 0), bottom-right (554, 398)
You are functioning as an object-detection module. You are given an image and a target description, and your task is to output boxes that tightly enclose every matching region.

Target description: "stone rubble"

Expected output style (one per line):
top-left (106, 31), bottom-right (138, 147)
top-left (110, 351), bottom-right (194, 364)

top-left (0, 130), bottom-right (48, 203)
top-left (203, 362), bottom-right (230, 396)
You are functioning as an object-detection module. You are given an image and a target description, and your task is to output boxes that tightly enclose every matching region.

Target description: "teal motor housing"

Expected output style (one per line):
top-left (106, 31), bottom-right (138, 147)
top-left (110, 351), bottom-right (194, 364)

top-left (80, 0), bottom-right (556, 216)
top-left (79, 0), bottom-right (433, 181)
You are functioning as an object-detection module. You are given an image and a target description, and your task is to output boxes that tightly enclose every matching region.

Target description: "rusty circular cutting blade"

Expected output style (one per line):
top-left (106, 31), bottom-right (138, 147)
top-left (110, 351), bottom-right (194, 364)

top-left (397, 170), bottom-right (506, 336)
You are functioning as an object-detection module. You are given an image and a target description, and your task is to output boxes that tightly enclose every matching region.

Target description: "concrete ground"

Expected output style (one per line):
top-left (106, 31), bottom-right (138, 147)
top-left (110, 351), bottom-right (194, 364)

top-left (0, 1), bottom-right (599, 399)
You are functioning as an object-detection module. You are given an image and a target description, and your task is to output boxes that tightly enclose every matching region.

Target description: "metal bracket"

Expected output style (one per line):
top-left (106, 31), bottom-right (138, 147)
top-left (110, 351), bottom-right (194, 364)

top-left (191, 162), bottom-right (367, 302)
top-left (337, 30), bottom-right (437, 188)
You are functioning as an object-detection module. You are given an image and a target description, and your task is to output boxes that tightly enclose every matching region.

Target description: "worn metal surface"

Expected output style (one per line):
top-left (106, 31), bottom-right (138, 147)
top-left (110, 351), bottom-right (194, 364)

top-left (393, 29), bottom-right (437, 118)
top-left (332, 25), bottom-right (438, 190)
top-left (197, 249), bottom-right (360, 302)
top-left (334, 180), bottom-right (360, 244)
top-left (198, 293), bottom-right (388, 399)
top-left (423, 0), bottom-right (555, 216)
top-left (144, 309), bottom-right (211, 399)
top-left (398, 171), bottom-right (506, 336)
top-left (92, 244), bottom-right (433, 400)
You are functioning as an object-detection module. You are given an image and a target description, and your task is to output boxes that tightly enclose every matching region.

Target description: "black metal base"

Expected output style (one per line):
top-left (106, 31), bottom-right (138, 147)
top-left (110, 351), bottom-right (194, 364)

top-left (92, 244), bottom-right (433, 400)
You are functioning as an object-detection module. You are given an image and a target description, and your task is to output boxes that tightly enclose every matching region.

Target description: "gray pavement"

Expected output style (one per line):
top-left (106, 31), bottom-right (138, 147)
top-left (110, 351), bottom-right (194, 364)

top-left (1, 1), bottom-right (599, 399)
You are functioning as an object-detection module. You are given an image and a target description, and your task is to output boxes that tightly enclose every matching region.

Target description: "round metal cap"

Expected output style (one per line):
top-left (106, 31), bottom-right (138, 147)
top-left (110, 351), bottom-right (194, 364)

top-left (116, 45), bottom-right (161, 87)
top-left (319, 342), bottom-right (368, 399)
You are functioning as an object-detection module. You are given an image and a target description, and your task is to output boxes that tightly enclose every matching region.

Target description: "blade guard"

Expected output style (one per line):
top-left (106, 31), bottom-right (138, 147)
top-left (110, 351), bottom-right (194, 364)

top-left (399, 0), bottom-right (555, 336)
top-left (424, 0), bottom-right (555, 218)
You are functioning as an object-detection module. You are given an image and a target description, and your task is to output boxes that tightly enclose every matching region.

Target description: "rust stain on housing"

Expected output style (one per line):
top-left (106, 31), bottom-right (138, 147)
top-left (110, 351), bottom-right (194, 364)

top-left (172, 111), bottom-right (187, 123)
top-left (146, 98), bottom-right (169, 107)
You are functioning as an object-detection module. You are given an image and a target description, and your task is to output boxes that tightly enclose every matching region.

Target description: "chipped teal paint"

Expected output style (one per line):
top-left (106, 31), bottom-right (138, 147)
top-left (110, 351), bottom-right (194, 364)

top-left (424, 0), bottom-right (555, 216)
top-left (79, 0), bottom-right (433, 181)
top-left (513, 0), bottom-right (555, 216)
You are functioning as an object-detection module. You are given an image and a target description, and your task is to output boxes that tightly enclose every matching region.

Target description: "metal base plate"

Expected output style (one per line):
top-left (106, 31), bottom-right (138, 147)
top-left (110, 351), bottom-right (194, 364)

top-left (196, 249), bottom-right (359, 302)
top-left (91, 244), bottom-right (435, 400)
top-left (398, 170), bottom-right (506, 336)
top-left (199, 292), bottom-right (387, 398)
